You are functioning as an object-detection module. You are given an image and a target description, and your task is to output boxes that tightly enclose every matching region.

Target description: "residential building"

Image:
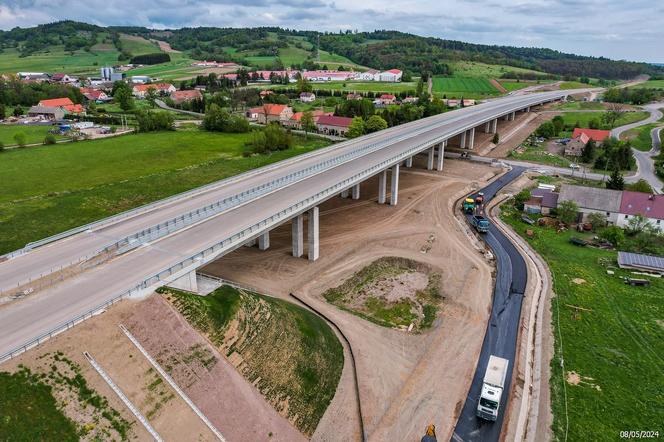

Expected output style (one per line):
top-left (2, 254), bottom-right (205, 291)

top-left (27, 106), bottom-right (65, 121)
top-left (51, 73), bottom-right (73, 83)
top-left (346, 93), bottom-right (363, 100)
top-left (378, 94), bottom-right (396, 105)
top-left (79, 87), bottom-right (110, 102)
top-left (572, 127), bottom-right (611, 143)
top-left (558, 184), bottom-right (622, 224)
top-left (132, 83), bottom-right (176, 98)
top-left (260, 90), bottom-right (274, 98)
top-left (377, 69), bottom-right (403, 82)
top-left (617, 191), bottom-right (664, 231)
top-left (287, 110), bottom-right (331, 129)
top-left (38, 98), bottom-right (85, 114)
top-left (402, 96), bottom-right (419, 104)
top-left (252, 104), bottom-right (294, 125)
top-left (564, 132), bottom-right (590, 157)
top-left (316, 115), bottom-right (353, 136)
top-left (170, 89), bottom-right (203, 104)
top-left (357, 69), bottom-right (379, 81)
top-left (524, 187), bottom-right (559, 215)
top-left (300, 92), bottom-right (316, 102)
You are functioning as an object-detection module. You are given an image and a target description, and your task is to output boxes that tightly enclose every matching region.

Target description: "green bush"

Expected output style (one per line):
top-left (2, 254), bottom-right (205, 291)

top-left (13, 132), bottom-right (27, 147)
top-left (135, 111), bottom-right (174, 132)
top-left (43, 134), bottom-right (57, 145)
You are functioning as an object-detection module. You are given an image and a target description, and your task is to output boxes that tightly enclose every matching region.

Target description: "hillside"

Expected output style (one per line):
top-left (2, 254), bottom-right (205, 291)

top-left (1, 21), bottom-right (660, 80)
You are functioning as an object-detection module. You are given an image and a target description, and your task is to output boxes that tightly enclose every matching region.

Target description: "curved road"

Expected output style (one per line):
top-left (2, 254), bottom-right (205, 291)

top-left (452, 167), bottom-right (527, 442)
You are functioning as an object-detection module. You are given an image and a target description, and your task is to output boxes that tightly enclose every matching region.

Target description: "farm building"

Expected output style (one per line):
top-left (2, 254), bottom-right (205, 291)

top-left (377, 69), bottom-right (403, 82)
top-left (558, 184), bottom-right (622, 224)
top-left (27, 106), bottom-right (65, 121)
top-left (564, 132), bottom-right (590, 157)
top-left (572, 128), bottom-right (611, 143)
top-left (617, 191), bottom-right (664, 231)
top-left (170, 90), bottom-right (203, 104)
top-left (524, 188), bottom-right (559, 215)
top-left (316, 115), bottom-right (353, 136)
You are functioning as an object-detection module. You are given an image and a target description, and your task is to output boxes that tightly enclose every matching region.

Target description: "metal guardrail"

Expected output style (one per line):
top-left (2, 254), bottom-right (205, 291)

top-left (0, 91), bottom-right (572, 363)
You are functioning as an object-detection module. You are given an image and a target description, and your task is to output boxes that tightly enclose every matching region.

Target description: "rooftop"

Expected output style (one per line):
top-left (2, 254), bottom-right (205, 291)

top-left (558, 184), bottom-right (622, 213)
top-left (620, 191), bottom-right (664, 219)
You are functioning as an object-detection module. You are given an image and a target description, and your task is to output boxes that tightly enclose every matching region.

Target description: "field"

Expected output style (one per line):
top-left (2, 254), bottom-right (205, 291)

top-left (260, 80), bottom-right (419, 94)
top-left (558, 111), bottom-right (649, 130)
top-left (431, 76), bottom-right (499, 97)
top-left (498, 81), bottom-right (533, 92)
top-left (0, 124), bottom-right (66, 146)
top-left (449, 61), bottom-right (544, 78)
top-left (0, 129), bottom-right (330, 254)
top-left (552, 101), bottom-right (607, 111)
top-left (163, 285), bottom-right (343, 436)
top-left (560, 81), bottom-right (592, 90)
top-left (621, 123), bottom-right (659, 151)
top-left (121, 52), bottom-right (200, 81)
top-left (629, 80), bottom-right (664, 90)
top-left (501, 209), bottom-right (664, 441)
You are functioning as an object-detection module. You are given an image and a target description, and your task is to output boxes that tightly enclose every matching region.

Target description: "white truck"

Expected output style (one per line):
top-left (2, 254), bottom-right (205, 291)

top-left (476, 355), bottom-right (509, 421)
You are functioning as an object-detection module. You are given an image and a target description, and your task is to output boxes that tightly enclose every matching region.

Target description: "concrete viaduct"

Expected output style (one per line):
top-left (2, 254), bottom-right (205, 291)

top-left (0, 89), bottom-right (589, 360)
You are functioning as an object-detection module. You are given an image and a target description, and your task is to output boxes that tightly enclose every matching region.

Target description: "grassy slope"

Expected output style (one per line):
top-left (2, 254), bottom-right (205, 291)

top-left (552, 101), bottom-right (606, 111)
top-left (559, 111), bottom-right (650, 129)
top-left (163, 285), bottom-right (343, 436)
top-left (431, 76), bottom-right (499, 98)
top-left (621, 123), bottom-right (658, 151)
top-left (0, 125), bottom-right (66, 146)
top-left (499, 81), bottom-right (532, 92)
top-left (629, 80), bottom-right (664, 90)
top-left (0, 129), bottom-right (330, 254)
top-left (450, 61), bottom-right (543, 78)
top-left (0, 368), bottom-right (78, 441)
top-left (501, 210), bottom-right (664, 441)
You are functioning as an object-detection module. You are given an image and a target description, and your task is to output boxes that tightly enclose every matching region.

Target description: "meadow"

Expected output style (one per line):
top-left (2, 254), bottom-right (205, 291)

top-left (0, 124), bottom-right (66, 147)
top-left (431, 76), bottom-right (499, 97)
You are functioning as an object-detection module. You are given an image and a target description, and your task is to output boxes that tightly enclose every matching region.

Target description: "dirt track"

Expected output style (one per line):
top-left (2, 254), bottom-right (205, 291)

top-left (201, 157), bottom-right (499, 440)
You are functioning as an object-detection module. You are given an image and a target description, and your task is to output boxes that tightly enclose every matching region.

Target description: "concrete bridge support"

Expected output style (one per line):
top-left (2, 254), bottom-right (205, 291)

top-left (485, 121), bottom-right (491, 133)
top-left (467, 128), bottom-right (475, 150)
top-left (504, 114), bottom-right (510, 121)
top-left (378, 170), bottom-right (387, 204)
top-left (168, 270), bottom-right (198, 293)
top-left (509, 112), bottom-right (516, 121)
top-left (427, 146), bottom-right (435, 170)
top-left (437, 141), bottom-right (445, 171)
top-left (258, 232), bottom-right (270, 251)
top-left (406, 156), bottom-right (413, 168)
top-left (308, 207), bottom-right (319, 261)
top-left (460, 131), bottom-right (467, 149)
top-left (292, 214), bottom-right (304, 258)
top-left (351, 183), bottom-right (361, 200)
top-left (491, 119), bottom-right (498, 133)
top-left (340, 189), bottom-right (349, 198)
top-left (390, 164), bottom-right (400, 206)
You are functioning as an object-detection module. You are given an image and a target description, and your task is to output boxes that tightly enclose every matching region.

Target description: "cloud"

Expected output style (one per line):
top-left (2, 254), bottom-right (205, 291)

top-left (0, 0), bottom-right (661, 62)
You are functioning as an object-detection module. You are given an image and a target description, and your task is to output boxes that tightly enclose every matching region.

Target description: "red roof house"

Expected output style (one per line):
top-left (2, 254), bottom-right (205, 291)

top-left (316, 115), bottom-right (353, 136)
top-left (170, 89), bottom-right (203, 104)
top-left (620, 191), bottom-right (664, 220)
top-left (572, 128), bottom-right (611, 142)
top-left (38, 97), bottom-right (84, 114)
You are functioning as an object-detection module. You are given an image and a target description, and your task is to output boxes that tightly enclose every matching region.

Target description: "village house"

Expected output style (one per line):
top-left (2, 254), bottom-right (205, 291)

top-left (558, 184), bottom-right (624, 224)
top-left (287, 110), bottom-right (331, 129)
top-left (402, 96), bottom-right (419, 104)
top-left (18, 72), bottom-right (50, 82)
top-left (299, 92), bottom-right (316, 103)
top-left (524, 187), bottom-right (559, 215)
top-left (564, 132), bottom-right (590, 157)
top-left (51, 73), bottom-right (74, 83)
top-left (572, 127), bottom-right (611, 143)
top-left (617, 191), bottom-right (664, 231)
top-left (346, 93), bottom-right (363, 100)
top-left (249, 104), bottom-right (294, 125)
top-left (132, 83), bottom-right (176, 98)
top-left (27, 106), bottom-right (65, 121)
top-left (375, 94), bottom-right (396, 106)
top-left (170, 89), bottom-right (203, 104)
top-left (79, 87), bottom-right (110, 102)
top-left (259, 90), bottom-right (274, 99)
top-left (38, 98), bottom-right (85, 114)
top-left (316, 115), bottom-right (353, 136)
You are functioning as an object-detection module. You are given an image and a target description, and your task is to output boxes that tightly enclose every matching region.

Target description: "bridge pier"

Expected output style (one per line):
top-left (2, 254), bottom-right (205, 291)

top-left (168, 270), bottom-right (198, 293)
top-left (378, 170), bottom-right (387, 204)
top-left (491, 119), bottom-right (498, 133)
top-left (437, 141), bottom-right (445, 171)
top-left (258, 232), bottom-right (270, 250)
top-left (460, 131), bottom-right (467, 149)
top-left (340, 189), bottom-right (349, 198)
top-left (484, 121), bottom-right (491, 133)
top-left (390, 164), bottom-right (400, 206)
top-left (427, 146), bottom-right (435, 170)
top-left (509, 112), bottom-right (516, 121)
top-left (405, 156), bottom-right (413, 168)
top-left (467, 128), bottom-right (475, 149)
top-left (351, 183), bottom-right (361, 200)
top-left (292, 214), bottom-right (304, 258)
top-left (503, 114), bottom-right (509, 121)
top-left (308, 207), bottom-right (319, 261)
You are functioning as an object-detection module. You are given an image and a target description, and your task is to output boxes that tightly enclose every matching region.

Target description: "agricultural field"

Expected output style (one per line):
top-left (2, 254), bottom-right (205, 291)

top-left (163, 285), bottom-right (343, 436)
top-left (122, 52), bottom-right (201, 81)
top-left (431, 76), bottom-right (499, 98)
top-left (0, 129), bottom-right (330, 254)
top-left (552, 101), bottom-right (607, 111)
top-left (0, 124), bottom-right (66, 147)
top-left (449, 61), bottom-right (544, 78)
top-left (500, 209), bottom-right (664, 441)
top-left (629, 80), bottom-right (664, 90)
top-left (498, 81), bottom-right (533, 92)
top-left (558, 111), bottom-right (649, 131)
top-left (258, 80), bottom-right (419, 95)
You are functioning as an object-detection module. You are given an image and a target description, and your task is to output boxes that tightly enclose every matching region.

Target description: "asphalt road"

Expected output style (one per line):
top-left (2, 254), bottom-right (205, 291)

top-left (452, 166), bottom-right (527, 442)
top-left (0, 91), bottom-right (587, 359)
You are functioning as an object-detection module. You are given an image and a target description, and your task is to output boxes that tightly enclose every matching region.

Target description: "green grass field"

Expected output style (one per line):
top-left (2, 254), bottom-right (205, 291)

top-left (123, 52), bottom-right (199, 81)
top-left (629, 80), bottom-right (664, 90)
top-left (559, 111), bottom-right (649, 130)
top-left (501, 209), bottom-right (664, 441)
top-left (431, 76), bottom-right (499, 97)
top-left (0, 129), bottom-right (330, 254)
top-left (449, 61), bottom-right (544, 78)
top-left (498, 81), bottom-right (532, 92)
top-left (164, 285), bottom-right (343, 436)
top-left (621, 123), bottom-right (659, 151)
top-left (260, 80), bottom-right (418, 94)
top-left (560, 81), bottom-right (592, 90)
top-left (552, 101), bottom-right (606, 111)
top-left (0, 125), bottom-right (66, 146)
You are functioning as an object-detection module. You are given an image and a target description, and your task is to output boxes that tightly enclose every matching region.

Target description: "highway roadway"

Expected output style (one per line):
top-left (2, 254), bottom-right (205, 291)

top-left (0, 90), bottom-right (585, 360)
top-left (452, 167), bottom-right (527, 442)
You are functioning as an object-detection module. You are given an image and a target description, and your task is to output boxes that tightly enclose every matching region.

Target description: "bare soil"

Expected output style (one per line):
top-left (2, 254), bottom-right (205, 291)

top-left (487, 113), bottom-right (558, 158)
top-left (200, 158), bottom-right (499, 440)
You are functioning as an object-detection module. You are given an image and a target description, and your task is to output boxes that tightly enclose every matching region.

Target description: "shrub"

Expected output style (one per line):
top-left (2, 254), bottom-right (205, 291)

top-left (492, 132), bottom-right (500, 144)
top-left (598, 225), bottom-right (624, 247)
top-left (13, 132), bottom-right (27, 147)
top-left (43, 134), bottom-right (57, 145)
top-left (135, 111), bottom-right (174, 132)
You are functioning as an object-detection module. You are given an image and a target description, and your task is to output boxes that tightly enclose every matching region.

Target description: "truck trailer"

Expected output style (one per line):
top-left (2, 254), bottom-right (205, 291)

top-left (471, 215), bottom-right (490, 233)
top-left (476, 355), bottom-right (509, 421)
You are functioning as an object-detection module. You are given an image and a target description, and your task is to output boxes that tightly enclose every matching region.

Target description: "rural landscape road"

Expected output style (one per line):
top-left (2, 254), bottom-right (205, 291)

top-left (452, 166), bottom-right (527, 442)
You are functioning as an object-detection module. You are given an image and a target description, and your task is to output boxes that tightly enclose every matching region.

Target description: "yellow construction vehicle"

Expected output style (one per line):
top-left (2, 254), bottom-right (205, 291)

top-left (421, 424), bottom-right (437, 442)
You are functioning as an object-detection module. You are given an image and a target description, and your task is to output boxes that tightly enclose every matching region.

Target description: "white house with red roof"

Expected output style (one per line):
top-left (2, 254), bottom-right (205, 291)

top-left (316, 115), bottom-right (353, 136)
top-left (132, 83), bottom-right (176, 98)
top-left (618, 191), bottom-right (664, 231)
top-left (247, 104), bottom-right (294, 125)
top-left (377, 69), bottom-right (402, 82)
top-left (79, 87), bottom-right (110, 102)
top-left (170, 90), bottom-right (203, 104)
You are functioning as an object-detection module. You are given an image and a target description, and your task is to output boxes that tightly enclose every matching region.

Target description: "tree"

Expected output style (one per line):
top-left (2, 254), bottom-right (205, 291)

top-left (606, 168), bottom-right (625, 190)
top-left (135, 111), bottom-right (174, 132)
top-left (601, 103), bottom-right (625, 129)
top-left (203, 103), bottom-right (229, 131)
top-left (43, 134), bottom-right (57, 145)
top-left (296, 76), bottom-right (312, 94)
top-left (113, 83), bottom-right (134, 111)
top-left (513, 189), bottom-right (531, 211)
top-left (535, 121), bottom-right (556, 138)
top-left (625, 214), bottom-right (651, 236)
top-left (13, 105), bottom-right (24, 117)
top-left (581, 139), bottom-right (596, 163)
top-left (557, 200), bottom-right (579, 225)
top-left (551, 115), bottom-right (565, 135)
top-left (588, 118), bottom-right (600, 130)
top-left (347, 117), bottom-right (365, 138)
top-left (587, 212), bottom-right (607, 231)
top-left (300, 111), bottom-right (316, 139)
top-left (598, 225), bottom-right (624, 247)
top-left (365, 115), bottom-right (388, 133)
top-left (627, 179), bottom-right (654, 194)
top-left (146, 88), bottom-right (158, 108)
top-left (13, 132), bottom-right (27, 147)
top-left (0, 104), bottom-right (5, 120)
top-left (492, 132), bottom-right (500, 144)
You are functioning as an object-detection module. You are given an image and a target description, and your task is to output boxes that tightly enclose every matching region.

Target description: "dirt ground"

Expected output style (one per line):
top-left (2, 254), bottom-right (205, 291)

top-left (486, 112), bottom-right (558, 158)
top-left (2, 300), bottom-right (216, 441)
top-left (201, 158), bottom-right (500, 441)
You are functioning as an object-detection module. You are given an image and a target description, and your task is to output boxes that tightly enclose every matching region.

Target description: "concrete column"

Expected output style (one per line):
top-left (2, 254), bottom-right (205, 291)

top-left (460, 131), bottom-right (467, 149)
top-left (491, 119), bottom-right (498, 133)
top-left (510, 112), bottom-right (516, 121)
top-left (292, 214), bottom-right (304, 258)
top-left (351, 183), bottom-right (360, 200)
top-left (427, 146), bottom-right (435, 170)
top-left (527, 106), bottom-right (531, 112)
top-left (436, 141), bottom-right (445, 171)
top-left (390, 164), bottom-right (400, 206)
top-left (340, 189), bottom-right (349, 198)
top-left (168, 270), bottom-right (198, 293)
top-left (308, 207), bottom-right (319, 261)
top-left (503, 114), bottom-right (509, 121)
top-left (258, 231), bottom-right (270, 250)
top-left (244, 238), bottom-right (256, 247)
top-left (406, 156), bottom-right (413, 168)
top-left (378, 170), bottom-right (387, 204)
top-left (485, 121), bottom-right (491, 133)
top-left (468, 128), bottom-right (475, 150)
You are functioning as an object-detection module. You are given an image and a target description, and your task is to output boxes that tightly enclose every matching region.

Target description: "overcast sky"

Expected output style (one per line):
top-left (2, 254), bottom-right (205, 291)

top-left (1, 0), bottom-right (662, 63)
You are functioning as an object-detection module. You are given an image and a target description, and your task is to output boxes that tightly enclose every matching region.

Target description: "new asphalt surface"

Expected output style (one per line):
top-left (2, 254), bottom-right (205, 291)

top-left (452, 166), bottom-right (527, 442)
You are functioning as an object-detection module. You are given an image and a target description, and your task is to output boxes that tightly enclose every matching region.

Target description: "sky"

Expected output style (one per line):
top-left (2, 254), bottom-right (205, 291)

top-left (1, 0), bottom-right (662, 63)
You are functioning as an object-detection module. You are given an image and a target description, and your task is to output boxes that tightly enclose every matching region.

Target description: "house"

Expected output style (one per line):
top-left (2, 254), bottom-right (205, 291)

top-left (462, 99), bottom-right (476, 107)
top-left (51, 73), bottom-right (73, 83)
top-left (445, 99), bottom-right (460, 108)
top-left (252, 104), bottom-right (294, 125)
top-left (572, 128), bottom-right (611, 143)
top-left (170, 89), bottom-right (203, 104)
top-left (300, 92), bottom-right (316, 103)
top-left (564, 132), bottom-right (590, 157)
top-left (402, 96), bottom-right (419, 104)
top-left (378, 94), bottom-right (396, 105)
top-left (131, 75), bottom-right (152, 84)
top-left (287, 110), bottom-right (331, 129)
top-left (79, 87), bottom-right (110, 102)
top-left (524, 188), bottom-right (559, 215)
top-left (260, 90), bottom-right (274, 98)
top-left (132, 83), bottom-right (176, 98)
top-left (316, 115), bottom-right (353, 136)
top-left (27, 106), bottom-right (65, 121)
top-left (558, 184), bottom-right (623, 224)
top-left (617, 191), bottom-right (664, 231)
top-left (346, 93), bottom-right (363, 100)
top-left (377, 69), bottom-right (402, 82)
top-left (302, 70), bottom-right (357, 82)
top-left (38, 98), bottom-right (85, 114)
top-left (357, 69), bottom-right (379, 81)
top-left (18, 72), bottom-right (49, 82)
